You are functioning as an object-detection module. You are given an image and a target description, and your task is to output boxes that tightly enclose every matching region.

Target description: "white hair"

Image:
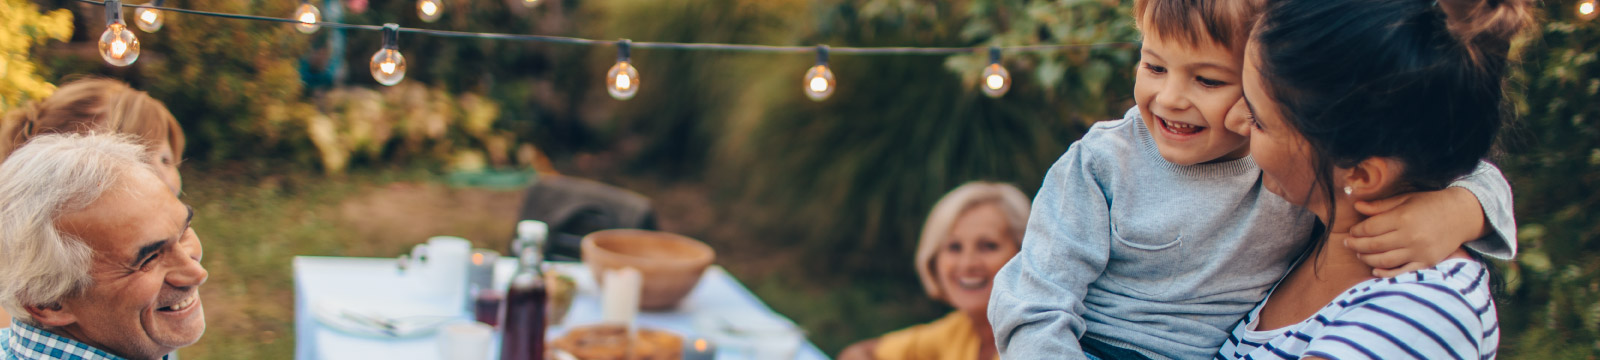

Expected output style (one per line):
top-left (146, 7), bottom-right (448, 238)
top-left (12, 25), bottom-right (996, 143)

top-left (0, 133), bottom-right (155, 324)
top-left (914, 181), bottom-right (1031, 302)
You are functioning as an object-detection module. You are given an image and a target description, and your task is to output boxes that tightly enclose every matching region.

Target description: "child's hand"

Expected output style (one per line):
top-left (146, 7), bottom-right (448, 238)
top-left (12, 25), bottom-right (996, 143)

top-left (1346, 187), bottom-right (1488, 277)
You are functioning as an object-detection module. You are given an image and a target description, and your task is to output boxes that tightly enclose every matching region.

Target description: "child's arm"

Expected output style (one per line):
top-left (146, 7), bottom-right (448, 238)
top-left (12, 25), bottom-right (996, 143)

top-left (989, 146), bottom-right (1108, 360)
top-left (1346, 161), bottom-right (1516, 277)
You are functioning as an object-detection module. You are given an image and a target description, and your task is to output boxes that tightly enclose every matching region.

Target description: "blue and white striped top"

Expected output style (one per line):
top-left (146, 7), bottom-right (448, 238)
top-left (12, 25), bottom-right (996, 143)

top-left (1217, 258), bottom-right (1499, 360)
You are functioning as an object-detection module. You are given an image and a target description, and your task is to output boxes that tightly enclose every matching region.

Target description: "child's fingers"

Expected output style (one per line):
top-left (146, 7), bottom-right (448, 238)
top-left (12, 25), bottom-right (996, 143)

top-left (1345, 230), bottom-right (1406, 254)
top-left (1353, 193), bottom-right (1413, 216)
top-left (1348, 214), bottom-right (1400, 239)
top-left (1372, 262), bottom-right (1430, 278)
top-left (1354, 249), bottom-right (1411, 269)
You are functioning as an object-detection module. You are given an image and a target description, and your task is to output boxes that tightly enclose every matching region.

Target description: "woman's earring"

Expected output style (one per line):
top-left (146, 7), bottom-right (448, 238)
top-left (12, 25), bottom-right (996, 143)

top-left (1343, 186), bottom-right (1354, 196)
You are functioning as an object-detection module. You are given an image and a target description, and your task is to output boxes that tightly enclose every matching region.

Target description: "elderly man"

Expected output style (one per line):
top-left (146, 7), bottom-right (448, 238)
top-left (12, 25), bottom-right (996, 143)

top-left (0, 133), bottom-right (207, 360)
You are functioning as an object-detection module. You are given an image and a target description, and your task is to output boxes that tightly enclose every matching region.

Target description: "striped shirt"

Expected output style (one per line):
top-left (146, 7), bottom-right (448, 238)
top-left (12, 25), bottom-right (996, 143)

top-left (1217, 258), bottom-right (1499, 360)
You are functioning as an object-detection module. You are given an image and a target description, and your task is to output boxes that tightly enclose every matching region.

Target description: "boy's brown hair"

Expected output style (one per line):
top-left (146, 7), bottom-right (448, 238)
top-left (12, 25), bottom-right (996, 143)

top-left (1133, 0), bottom-right (1263, 50)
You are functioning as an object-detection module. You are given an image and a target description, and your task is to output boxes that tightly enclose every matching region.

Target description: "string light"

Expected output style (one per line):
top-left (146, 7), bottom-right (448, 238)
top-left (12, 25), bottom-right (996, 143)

top-left (294, 0), bottom-right (321, 34)
top-left (134, 0), bottom-right (164, 32)
top-left (370, 23), bottom-right (407, 86)
top-left (417, 0), bottom-right (443, 23)
top-left (803, 45), bottom-right (835, 101)
top-left (519, 0), bottom-right (539, 8)
top-left (606, 39), bottom-right (640, 100)
top-left (1580, 0), bottom-right (1598, 20)
top-left (68, 0), bottom-right (1140, 102)
top-left (980, 46), bottom-right (1011, 98)
top-left (98, 0), bottom-right (141, 67)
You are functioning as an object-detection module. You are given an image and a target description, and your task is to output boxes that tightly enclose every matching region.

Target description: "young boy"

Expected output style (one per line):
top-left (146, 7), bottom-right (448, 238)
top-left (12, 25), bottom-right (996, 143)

top-left (986, 0), bottom-right (1517, 359)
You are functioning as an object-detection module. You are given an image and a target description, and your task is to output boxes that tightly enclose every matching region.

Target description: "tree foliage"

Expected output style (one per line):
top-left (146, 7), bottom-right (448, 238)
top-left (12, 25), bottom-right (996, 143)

top-left (1495, 2), bottom-right (1600, 357)
top-left (142, 0), bottom-right (312, 161)
top-left (0, 0), bottom-right (73, 113)
top-left (718, 0), bottom-right (1134, 293)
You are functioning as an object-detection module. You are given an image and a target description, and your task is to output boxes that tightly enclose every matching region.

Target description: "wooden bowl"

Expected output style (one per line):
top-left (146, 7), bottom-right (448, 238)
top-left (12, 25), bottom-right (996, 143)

top-left (581, 229), bottom-right (715, 311)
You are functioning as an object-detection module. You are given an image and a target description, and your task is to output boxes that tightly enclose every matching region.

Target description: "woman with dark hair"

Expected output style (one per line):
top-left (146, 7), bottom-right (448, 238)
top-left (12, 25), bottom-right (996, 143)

top-left (1218, 0), bottom-right (1531, 358)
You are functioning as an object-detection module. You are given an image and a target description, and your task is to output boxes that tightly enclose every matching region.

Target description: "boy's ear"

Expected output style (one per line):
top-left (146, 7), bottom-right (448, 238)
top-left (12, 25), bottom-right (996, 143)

top-left (25, 302), bottom-right (77, 328)
top-left (1343, 157), bottom-right (1403, 200)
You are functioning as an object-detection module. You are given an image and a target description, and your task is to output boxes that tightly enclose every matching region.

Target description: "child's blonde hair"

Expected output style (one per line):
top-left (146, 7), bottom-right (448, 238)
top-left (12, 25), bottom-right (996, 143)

top-left (1133, 0), bottom-right (1264, 50)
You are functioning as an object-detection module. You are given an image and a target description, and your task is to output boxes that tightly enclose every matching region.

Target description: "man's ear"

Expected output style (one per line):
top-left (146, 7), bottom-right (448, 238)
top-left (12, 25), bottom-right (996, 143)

top-left (25, 302), bottom-right (77, 328)
top-left (1343, 157), bottom-right (1403, 200)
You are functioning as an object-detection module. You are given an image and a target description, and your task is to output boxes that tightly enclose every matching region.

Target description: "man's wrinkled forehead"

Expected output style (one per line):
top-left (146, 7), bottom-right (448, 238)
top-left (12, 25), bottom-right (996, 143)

top-left (59, 170), bottom-right (184, 259)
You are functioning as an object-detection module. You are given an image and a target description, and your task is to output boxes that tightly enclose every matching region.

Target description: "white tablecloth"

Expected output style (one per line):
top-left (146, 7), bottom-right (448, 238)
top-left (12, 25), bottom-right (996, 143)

top-left (293, 256), bottom-right (830, 359)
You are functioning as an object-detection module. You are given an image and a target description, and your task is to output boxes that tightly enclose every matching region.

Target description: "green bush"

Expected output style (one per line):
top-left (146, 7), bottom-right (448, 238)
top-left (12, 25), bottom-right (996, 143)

top-left (0, 0), bottom-right (73, 113)
top-left (1496, 2), bottom-right (1600, 358)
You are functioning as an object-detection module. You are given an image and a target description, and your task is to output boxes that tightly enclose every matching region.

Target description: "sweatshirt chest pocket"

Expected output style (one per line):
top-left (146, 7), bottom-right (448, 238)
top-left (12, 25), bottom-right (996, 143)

top-left (1105, 221), bottom-right (1186, 298)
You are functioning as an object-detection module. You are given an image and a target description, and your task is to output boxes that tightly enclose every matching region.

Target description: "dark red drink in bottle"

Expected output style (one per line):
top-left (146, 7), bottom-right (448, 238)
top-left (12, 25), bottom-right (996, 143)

top-left (500, 248), bottom-right (547, 360)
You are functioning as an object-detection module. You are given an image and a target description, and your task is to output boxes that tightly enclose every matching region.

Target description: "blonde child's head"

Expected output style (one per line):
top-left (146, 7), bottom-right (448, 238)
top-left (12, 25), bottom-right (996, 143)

top-left (1130, 0), bottom-right (1265, 166)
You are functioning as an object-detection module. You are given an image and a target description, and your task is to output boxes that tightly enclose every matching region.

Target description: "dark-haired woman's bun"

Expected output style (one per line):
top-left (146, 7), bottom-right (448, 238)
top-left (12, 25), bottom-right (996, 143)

top-left (1439, 0), bottom-right (1535, 66)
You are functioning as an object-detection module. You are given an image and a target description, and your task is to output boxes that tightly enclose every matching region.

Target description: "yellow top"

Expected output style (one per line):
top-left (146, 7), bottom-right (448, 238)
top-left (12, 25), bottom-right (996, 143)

top-left (872, 311), bottom-right (995, 360)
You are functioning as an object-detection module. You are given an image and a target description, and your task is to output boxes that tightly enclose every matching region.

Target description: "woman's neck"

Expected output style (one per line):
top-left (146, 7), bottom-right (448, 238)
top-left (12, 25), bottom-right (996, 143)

top-left (966, 309), bottom-right (997, 359)
top-left (1255, 195), bottom-right (1379, 329)
top-left (1311, 196), bottom-right (1375, 277)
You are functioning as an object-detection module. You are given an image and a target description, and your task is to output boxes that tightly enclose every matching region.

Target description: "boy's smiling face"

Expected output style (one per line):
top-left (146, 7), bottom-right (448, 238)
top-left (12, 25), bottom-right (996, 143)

top-left (1133, 27), bottom-right (1251, 166)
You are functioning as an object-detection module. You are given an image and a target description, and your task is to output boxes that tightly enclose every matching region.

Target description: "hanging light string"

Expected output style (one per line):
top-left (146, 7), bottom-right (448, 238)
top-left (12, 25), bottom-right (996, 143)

top-left (71, 0), bottom-right (1136, 99)
top-left (73, 0), bottom-right (1133, 53)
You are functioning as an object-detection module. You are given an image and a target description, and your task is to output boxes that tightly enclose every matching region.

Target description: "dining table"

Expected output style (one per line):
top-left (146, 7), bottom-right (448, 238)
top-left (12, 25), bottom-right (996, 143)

top-left (293, 256), bottom-right (832, 359)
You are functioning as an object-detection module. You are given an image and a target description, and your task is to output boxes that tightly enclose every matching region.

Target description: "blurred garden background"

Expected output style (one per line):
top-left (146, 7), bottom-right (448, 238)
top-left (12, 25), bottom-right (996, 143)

top-left (4, 0), bottom-right (1598, 358)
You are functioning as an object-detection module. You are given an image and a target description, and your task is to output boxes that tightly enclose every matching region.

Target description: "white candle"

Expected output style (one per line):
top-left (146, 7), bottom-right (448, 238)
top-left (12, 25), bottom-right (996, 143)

top-left (601, 267), bottom-right (642, 324)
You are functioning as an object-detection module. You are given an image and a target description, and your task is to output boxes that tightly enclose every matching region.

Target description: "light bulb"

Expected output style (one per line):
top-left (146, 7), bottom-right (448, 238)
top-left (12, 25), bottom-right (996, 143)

top-left (370, 24), bottom-right (405, 86)
top-left (606, 61), bottom-right (640, 100)
top-left (370, 49), bottom-right (406, 86)
top-left (520, 0), bottom-right (539, 8)
top-left (294, 3), bottom-right (322, 34)
top-left (134, 6), bottom-right (162, 32)
top-left (418, 0), bottom-right (443, 22)
top-left (803, 65), bottom-right (835, 101)
top-left (1580, 0), bottom-right (1598, 20)
top-left (803, 45), bottom-right (835, 101)
top-left (979, 47), bottom-right (1010, 98)
top-left (981, 64), bottom-right (1011, 98)
top-left (606, 40), bottom-right (639, 100)
top-left (99, 22), bottom-right (141, 67)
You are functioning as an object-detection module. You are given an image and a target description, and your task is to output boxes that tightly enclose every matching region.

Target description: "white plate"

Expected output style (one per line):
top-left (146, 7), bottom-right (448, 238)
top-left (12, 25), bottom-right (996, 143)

top-left (312, 299), bottom-right (462, 339)
top-left (693, 309), bottom-right (804, 357)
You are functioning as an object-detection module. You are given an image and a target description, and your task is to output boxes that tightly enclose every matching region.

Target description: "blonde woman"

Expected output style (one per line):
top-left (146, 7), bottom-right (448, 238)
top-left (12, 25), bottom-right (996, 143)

top-left (840, 182), bottom-right (1030, 360)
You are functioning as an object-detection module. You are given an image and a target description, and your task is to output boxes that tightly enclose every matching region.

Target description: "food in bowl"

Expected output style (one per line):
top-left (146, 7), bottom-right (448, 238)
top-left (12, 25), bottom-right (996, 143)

top-left (581, 229), bottom-right (715, 310)
top-left (551, 324), bottom-right (683, 360)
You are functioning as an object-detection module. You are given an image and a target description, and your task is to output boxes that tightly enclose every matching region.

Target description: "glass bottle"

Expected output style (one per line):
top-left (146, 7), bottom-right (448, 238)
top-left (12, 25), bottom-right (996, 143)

top-left (499, 247), bottom-right (547, 360)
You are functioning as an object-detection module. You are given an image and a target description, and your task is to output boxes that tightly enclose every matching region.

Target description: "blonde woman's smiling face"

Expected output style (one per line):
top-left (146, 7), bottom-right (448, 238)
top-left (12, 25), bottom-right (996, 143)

top-left (936, 203), bottom-right (1020, 316)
